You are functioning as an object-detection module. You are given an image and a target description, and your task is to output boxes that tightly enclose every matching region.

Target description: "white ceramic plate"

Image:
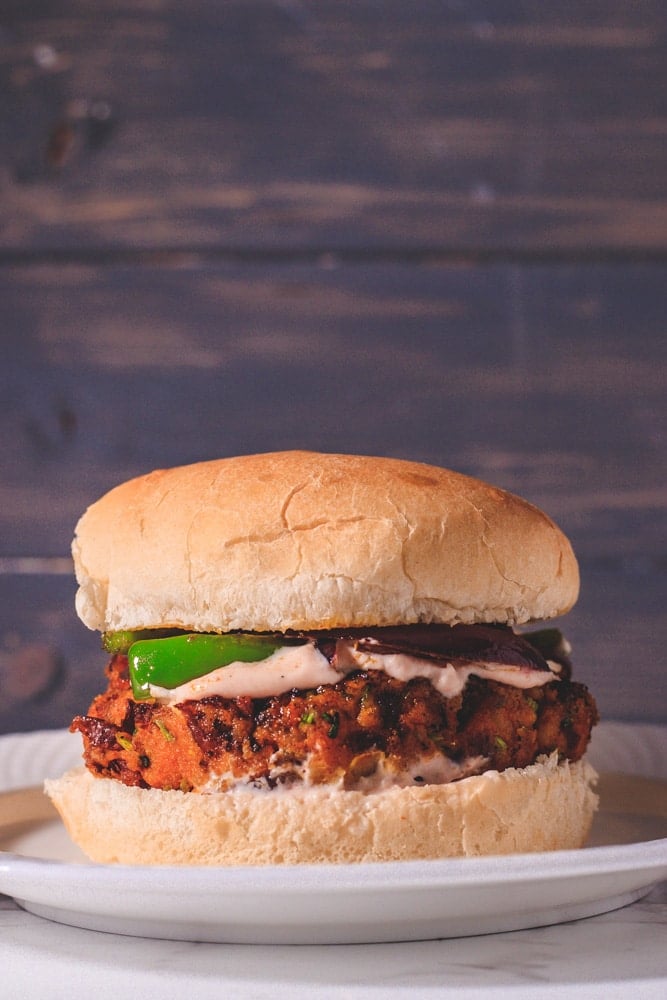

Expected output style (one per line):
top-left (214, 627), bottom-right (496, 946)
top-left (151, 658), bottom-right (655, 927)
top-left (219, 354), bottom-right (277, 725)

top-left (0, 724), bottom-right (665, 945)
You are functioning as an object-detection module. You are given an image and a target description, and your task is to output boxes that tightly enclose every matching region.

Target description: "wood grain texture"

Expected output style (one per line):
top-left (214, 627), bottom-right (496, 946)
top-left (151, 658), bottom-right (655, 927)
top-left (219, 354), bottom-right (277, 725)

top-left (1, 1), bottom-right (666, 253)
top-left (0, 575), bottom-right (101, 735)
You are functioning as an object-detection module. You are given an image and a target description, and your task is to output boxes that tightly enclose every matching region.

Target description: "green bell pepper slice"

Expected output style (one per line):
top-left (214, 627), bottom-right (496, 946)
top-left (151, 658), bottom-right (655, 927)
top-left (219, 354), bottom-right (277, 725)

top-left (103, 629), bottom-right (178, 654)
top-left (127, 632), bottom-right (281, 700)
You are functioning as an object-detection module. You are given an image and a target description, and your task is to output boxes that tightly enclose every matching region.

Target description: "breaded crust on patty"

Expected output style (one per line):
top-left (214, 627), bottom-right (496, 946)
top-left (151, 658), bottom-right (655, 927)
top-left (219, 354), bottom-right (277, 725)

top-left (72, 654), bottom-right (598, 793)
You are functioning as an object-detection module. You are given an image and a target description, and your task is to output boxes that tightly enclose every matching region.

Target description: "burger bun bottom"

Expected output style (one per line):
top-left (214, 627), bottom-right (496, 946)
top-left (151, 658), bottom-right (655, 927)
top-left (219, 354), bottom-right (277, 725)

top-left (45, 754), bottom-right (598, 865)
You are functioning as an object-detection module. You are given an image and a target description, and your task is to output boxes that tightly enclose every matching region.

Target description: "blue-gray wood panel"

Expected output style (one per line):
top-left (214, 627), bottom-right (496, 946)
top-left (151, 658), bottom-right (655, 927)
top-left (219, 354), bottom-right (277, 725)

top-left (1, 1), bottom-right (666, 254)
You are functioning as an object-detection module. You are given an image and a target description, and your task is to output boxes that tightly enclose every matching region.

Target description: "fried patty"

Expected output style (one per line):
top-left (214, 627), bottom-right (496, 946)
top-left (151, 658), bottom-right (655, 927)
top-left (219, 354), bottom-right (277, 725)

top-left (72, 654), bottom-right (598, 792)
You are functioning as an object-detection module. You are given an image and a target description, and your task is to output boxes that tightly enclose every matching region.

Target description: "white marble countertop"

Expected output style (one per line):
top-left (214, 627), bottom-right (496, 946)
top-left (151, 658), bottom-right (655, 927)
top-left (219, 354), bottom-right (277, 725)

top-left (1, 882), bottom-right (665, 999)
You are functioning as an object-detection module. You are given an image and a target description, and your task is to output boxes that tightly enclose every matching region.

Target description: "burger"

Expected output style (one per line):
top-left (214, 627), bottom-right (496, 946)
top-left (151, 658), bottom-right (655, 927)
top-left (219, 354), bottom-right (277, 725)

top-left (46, 451), bottom-right (599, 864)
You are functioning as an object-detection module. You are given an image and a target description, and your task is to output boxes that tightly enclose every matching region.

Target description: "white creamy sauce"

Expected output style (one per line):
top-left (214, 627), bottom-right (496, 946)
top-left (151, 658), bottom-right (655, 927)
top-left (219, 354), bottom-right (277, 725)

top-left (351, 753), bottom-right (490, 793)
top-left (149, 638), bottom-right (555, 705)
top-left (199, 752), bottom-right (490, 795)
top-left (339, 645), bottom-right (546, 698)
top-left (149, 642), bottom-right (340, 702)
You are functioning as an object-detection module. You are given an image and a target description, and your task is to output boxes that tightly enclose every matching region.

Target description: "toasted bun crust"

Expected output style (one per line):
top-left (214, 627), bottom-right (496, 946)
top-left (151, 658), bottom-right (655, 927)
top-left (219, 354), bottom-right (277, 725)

top-left (45, 755), bottom-right (597, 865)
top-left (72, 452), bottom-right (579, 633)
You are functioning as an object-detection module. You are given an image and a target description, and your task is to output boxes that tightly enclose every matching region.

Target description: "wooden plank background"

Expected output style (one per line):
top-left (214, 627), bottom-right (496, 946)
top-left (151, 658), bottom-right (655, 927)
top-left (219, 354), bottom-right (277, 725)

top-left (1, 2), bottom-right (665, 733)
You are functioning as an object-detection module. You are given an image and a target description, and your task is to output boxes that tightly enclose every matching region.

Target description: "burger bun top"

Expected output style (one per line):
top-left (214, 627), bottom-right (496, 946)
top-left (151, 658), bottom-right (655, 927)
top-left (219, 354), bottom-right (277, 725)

top-left (72, 451), bottom-right (579, 634)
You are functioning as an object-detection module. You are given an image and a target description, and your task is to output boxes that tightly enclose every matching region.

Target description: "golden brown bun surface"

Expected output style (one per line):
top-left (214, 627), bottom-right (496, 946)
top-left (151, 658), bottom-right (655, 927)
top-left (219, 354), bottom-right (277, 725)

top-left (73, 451), bottom-right (579, 633)
top-left (45, 755), bottom-right (597, 865)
